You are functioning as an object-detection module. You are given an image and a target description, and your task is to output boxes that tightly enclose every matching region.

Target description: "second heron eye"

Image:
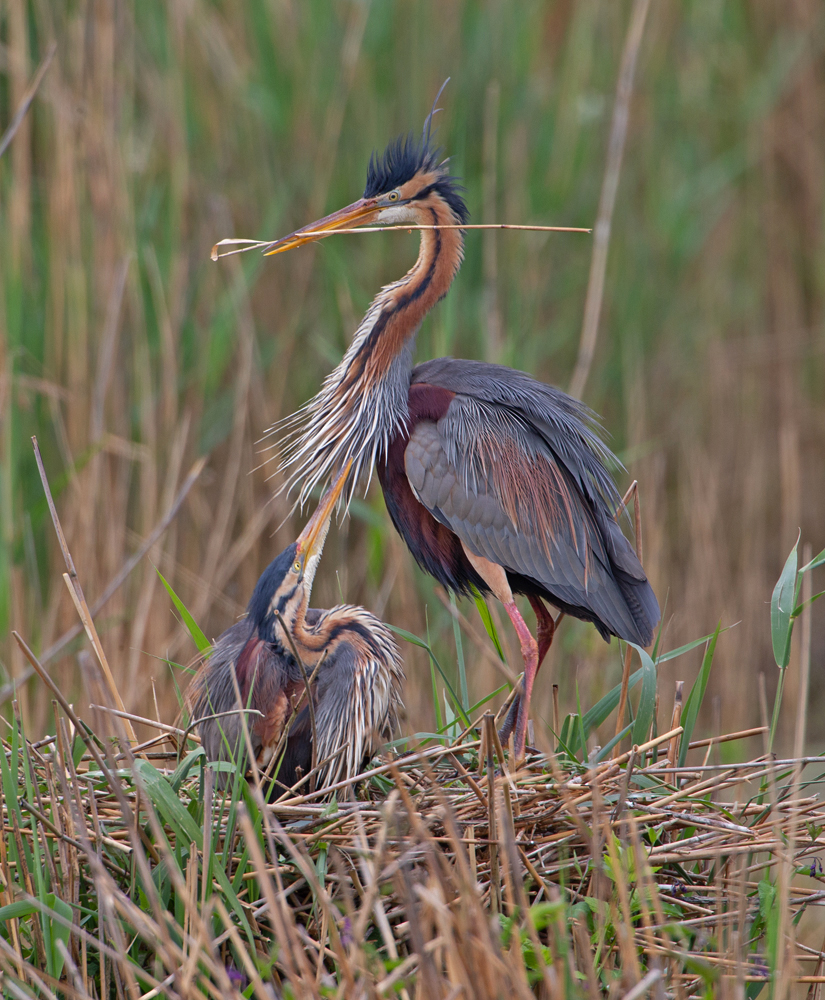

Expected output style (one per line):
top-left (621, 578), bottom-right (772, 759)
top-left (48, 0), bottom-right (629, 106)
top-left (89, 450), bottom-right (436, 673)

top-left (388, 190), bottom-right (399, 202)
top-left (293, 561), bottom-right (301, 573)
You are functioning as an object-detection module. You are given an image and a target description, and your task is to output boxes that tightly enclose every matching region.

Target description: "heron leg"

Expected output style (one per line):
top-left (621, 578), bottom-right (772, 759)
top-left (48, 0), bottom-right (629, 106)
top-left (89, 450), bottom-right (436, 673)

top-left (500, 600), bottom-right (539, 758)
top-left (499, 597), bottom-right (559, 748)
top-left (457, 545), bottom-right (540, 757)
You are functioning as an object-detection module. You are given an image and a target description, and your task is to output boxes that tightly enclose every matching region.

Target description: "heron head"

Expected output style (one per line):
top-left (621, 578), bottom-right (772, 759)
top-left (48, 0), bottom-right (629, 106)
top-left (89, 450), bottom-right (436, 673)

top-left (247, 463), bottom-right (352, 644)
top-left (264, 92), bottom-right (467, 257)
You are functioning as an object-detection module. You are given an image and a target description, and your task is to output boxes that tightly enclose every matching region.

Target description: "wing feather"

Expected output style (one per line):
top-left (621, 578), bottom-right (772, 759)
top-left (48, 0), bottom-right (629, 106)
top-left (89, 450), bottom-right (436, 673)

top-left (404, 376), bottom-right (659, 645)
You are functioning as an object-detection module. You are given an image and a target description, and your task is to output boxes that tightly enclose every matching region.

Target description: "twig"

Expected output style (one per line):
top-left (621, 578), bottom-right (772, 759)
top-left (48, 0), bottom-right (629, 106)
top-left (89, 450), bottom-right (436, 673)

top-left (0, 42), bottom-right (56, 161)
top-left (667, 682), bottom-right (684, 769)
top-left (569, 0), bottom-right (651, 399)
top-left (89, 706), bottom-right (190, 738)
top-left (0, 455), bottom-right (206, 704)
top-left (211, 223), bottom-right (592, 259)
top-left (619, 968), bottom-right (663, 1000)
top-left (32, 437), bottom-right (136, 742)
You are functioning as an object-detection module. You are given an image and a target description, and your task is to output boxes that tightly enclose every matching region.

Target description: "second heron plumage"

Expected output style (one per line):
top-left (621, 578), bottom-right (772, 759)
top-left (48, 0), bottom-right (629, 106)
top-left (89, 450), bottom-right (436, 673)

top-left (186, 466), bottom-right (404, 796)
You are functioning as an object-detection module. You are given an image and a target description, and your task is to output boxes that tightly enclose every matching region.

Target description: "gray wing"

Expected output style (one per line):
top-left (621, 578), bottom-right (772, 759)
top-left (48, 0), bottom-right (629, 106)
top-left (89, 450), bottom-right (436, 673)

top-left (406, 365), bottom-right (658, 644)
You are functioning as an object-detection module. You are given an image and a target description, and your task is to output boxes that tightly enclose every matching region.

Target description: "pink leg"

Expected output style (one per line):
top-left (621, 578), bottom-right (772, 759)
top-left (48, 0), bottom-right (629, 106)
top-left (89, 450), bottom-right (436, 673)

top-left (501, 600), bottom-right (539, 759)
top-left (528, 595), bottom-right (559, 669)
top-left (499, 597), bottom-right (560, 749)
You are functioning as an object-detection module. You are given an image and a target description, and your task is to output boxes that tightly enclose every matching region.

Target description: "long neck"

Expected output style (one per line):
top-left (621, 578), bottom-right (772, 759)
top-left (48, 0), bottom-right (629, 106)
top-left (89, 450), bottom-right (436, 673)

top-left (277, 203), bottom-right (463, 506)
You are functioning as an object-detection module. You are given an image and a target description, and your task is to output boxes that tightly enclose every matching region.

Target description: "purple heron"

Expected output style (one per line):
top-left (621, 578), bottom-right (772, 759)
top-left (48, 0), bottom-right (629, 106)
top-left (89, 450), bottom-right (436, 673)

top-left (264, 97), bottom-right (659, 757)
top-left (186, 467), bottom-right (404, 794)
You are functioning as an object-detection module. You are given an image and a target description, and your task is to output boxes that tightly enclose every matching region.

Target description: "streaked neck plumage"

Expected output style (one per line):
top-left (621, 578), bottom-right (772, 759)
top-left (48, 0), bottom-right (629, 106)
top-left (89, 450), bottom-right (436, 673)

top-left (276, 202), bottom-right (464, 507)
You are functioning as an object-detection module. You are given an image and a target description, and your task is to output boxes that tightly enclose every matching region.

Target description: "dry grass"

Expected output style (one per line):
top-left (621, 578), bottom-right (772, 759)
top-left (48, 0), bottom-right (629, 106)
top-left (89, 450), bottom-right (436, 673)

top-left (1, 0), bottom-right (824, 750)
top-left (2, 4), bottom-right (825, 993)
top-left (3, 682), bottom-right (825, 998)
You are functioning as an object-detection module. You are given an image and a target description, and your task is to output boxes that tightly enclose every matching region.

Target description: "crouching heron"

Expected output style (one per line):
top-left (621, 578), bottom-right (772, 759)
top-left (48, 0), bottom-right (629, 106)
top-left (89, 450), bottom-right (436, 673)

top-left (185, 466), bottom-right (404, 795)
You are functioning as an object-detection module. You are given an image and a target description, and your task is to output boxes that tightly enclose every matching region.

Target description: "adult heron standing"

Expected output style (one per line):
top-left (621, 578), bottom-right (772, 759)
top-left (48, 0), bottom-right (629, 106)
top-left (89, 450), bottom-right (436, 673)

top-left (264, 97), bottom-right (659, 757)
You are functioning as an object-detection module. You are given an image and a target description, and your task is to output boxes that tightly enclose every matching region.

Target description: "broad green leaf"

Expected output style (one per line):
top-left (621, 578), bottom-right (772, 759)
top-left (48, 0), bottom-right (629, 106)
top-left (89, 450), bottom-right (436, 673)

top-left (471, 588), bottom-right (506, 661)
top-left (557, 715), bottom-right (579, 760)
top-left (156, 567), bottom-right (210, 653)
top-left (0, 900), bottom-right (39, 921)
top-left (581, 668), bottom-right (643, 736)
top-left (595, 723), bottom-right (634, 762)
top-left (170, 747), bottom-right (204, 792)
top-left (630, 645), bottom-right (657, 746)
top-left (678, 621), bottom-right (720, 767)
top-left (388, 624), bottom-right (431, 649)
top-left (771, 539), bottom-right (799, 669)
top-left (655, 624), bottom-right (734, 664)
top-left (792, 590), bottom-right (825, 619)
top-left (759, 876), bottom-right (779, 974)
top-left (799, 546), bottom-right (825, 574)
top-left (391, 624), bottom-right (471, 728)
top-left (45, 893), bottom-right (73, 979)
top-left (134, 759), bottom-right (254, 944)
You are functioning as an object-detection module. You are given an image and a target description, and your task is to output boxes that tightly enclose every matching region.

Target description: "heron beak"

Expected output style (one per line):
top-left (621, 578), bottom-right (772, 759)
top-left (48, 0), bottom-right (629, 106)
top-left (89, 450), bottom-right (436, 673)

top-left (295, 461), bottom-right (353, 562)
top-left (263, 198), bottom-right (380, 256)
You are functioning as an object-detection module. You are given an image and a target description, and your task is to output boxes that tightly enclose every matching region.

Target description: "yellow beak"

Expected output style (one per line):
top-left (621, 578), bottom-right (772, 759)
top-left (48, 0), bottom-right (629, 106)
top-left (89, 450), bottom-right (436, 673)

top-left (295, 461), bottom-right (353, 561)
top-left (263, 198), bottom-right (380, 256)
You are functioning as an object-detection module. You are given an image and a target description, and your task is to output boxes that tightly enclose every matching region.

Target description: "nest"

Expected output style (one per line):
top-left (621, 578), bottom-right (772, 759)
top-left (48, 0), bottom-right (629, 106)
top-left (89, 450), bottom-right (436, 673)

top-left (2, 697), bottom-right (825, 999)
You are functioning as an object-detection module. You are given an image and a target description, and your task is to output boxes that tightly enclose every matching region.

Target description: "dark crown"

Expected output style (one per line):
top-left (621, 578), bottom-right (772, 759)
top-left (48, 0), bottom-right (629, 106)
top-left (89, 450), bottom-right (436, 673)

top-left (247, 542), bottom-right (299, 636)
top-left (364, 133), bottom-right (469, 224)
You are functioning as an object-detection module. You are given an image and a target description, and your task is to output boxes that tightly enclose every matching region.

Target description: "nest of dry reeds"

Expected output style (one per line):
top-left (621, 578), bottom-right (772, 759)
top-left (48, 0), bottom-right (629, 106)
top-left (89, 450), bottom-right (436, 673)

top-left (3, 682), bottom-right (825, 1000)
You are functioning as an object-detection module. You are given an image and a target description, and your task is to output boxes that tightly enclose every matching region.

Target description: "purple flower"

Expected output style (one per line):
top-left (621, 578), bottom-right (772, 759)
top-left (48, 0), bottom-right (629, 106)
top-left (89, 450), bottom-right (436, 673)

top-left (341, 916), bottom-right (353, 949)
top-left (226, 965), bottom-right (248, 990)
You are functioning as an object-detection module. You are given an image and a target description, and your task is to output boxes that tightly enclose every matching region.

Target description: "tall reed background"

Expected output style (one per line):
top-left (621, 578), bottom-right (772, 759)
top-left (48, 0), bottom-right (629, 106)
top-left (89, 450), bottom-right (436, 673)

top-left (1, 0), bottom-right (823, 752)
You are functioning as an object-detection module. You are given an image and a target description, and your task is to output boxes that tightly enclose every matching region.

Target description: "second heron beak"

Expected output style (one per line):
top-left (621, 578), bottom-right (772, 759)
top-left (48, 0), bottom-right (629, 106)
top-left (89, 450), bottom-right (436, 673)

top-left (264, 198), bottom-right (380, 256)
top-left (294, 462), bottom-right (353, 564)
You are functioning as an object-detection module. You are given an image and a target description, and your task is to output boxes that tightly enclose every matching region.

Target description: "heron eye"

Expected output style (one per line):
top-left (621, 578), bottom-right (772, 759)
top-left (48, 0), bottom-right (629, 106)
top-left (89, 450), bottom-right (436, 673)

top-left (293, 561), bottom-right (301, 573)
top-left (388, 190), bottom-right (399, 202)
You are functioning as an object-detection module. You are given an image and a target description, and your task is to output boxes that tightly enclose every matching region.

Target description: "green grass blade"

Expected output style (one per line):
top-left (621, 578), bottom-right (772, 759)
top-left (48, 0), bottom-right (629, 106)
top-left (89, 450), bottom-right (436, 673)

top-left (771, 538), bottom-right (799, 669)
top-left (581, 667), bottom-right (643, 736)
top-left (677, 621), bottom-right (720, 767)
top-left (134, 759), bottom-right (254, 945)
top-left (430, 655), bottom-right (443, 733)
top-left (391, 623), bottom-right (471, 729)
top-left (388, 624), bottom-right (432, 649)
top-left (45, 893), bottom-right (73, 980)
top-left (655, 624), bottom-right (734, 664)
top-left (630, 645), bottom-right (657, 746)
top-left (792, 589), bottom-right (825, 619)
top-left (799, 546), bottom-right (825, 574)
top-left (471, 588), bottom-right (506, 661)
top-left (596, 723), bottom-right (634, 763)
top-left (650, 590), bottom-right (668, 661)
top-left (156, 566), bottom-right (210, 653)
top-left (450, 593), bottom-right (469, 711)
top-left (575, 685), bottom-right (587, 759)
top-left (466, 682), bottom-right (509, 717)
top-left (559, 714), bottom-right (574, 751)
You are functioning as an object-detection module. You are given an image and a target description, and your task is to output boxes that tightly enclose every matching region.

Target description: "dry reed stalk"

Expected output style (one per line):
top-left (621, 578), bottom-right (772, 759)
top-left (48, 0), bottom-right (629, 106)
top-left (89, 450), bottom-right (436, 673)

top-left (3, 692), bottom-right (825, 997)
top-left (666, 682), bottom-right (683, 769)
top-left (569, 0), bottom-right (651, 399)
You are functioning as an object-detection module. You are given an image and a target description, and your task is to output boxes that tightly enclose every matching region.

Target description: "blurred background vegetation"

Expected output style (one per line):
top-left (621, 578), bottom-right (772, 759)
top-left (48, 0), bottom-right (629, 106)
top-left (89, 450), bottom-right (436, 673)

top-left (0, 0), bottom-right (822, 751)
